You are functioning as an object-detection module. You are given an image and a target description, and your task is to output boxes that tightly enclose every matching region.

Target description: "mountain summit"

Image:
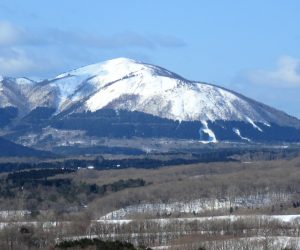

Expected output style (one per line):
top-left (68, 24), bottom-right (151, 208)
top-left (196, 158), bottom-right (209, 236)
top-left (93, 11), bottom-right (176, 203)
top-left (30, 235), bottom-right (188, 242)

top-left (0, 57), bottom-right (300, 145)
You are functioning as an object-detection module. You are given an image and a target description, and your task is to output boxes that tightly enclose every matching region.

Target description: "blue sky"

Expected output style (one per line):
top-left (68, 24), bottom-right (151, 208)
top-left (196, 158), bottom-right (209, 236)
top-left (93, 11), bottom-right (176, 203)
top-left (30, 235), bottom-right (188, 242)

top-left (0, 0), bottom-right (300, 118)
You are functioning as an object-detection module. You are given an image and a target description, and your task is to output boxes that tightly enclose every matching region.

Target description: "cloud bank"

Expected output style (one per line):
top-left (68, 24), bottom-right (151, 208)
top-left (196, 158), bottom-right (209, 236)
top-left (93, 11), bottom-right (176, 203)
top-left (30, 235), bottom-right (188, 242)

top-left (241, 56), bottom-right (300, 88)
top-left (0, 21), bottom-right (23, 46)
top-left (0, 20), bottom-right (186, 77)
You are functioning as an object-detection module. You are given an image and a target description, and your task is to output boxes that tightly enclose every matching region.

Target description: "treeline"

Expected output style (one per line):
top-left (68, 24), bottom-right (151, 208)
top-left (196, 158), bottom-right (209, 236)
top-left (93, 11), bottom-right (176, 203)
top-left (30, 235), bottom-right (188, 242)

top-left (0, 158), bottom-right (104, 173)
top-left (0, 147), bottom-right (299, 174)
top-left (88, 217), bottom-right (300, 249)
top-left (0, 156), bottom-right (231, 174)
top-left (56, 238), bottom-right (151, 250)
top-left (88, 178), bottom-right (146, 194)
top-left (4, 168), bottom-right (145, 194)
top-left (7, 168), bottom-right (75, 183)
top-left (0, 171), bottom-right (147, 211)
top-left (53, 145), bottom-right (145, 156)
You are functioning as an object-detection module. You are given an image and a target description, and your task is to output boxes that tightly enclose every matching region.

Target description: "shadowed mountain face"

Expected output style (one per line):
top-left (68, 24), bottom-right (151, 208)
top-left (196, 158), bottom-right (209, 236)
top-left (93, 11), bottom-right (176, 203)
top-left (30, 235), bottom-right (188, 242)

top-left (0, 58), bottom-right (300, 149)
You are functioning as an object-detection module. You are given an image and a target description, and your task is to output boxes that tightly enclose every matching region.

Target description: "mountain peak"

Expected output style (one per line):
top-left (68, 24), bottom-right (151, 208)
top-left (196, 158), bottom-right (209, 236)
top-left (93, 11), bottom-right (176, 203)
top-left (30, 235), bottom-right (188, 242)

top-left (55, 57), bottom-right (144, 79)
top-left (106, 57), bottom-right (138, 64)
top-left (55, 57), bottom-right (183, 82)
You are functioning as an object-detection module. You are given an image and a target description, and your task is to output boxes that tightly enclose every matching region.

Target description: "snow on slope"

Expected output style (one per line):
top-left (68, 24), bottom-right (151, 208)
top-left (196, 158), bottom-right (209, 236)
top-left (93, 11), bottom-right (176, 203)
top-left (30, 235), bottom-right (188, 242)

top-left (233, 128), bottom-right (251, 142)
top-left (50, 57), bottom-right (298, 127)
top-left (0, 76), bottom-right (59, 112)
top-left (0, 77), bottom-right (35, 113)
top-left (83, 60), bottom-right (262, 122)
top-left (101, 193), bottom-right (292, 220)
top-left (1, 58), bottom-right (300, 131)
top-left (199, 121), bottom-right (217, 143)
top-left (246, 117), bottom-right (263, 132)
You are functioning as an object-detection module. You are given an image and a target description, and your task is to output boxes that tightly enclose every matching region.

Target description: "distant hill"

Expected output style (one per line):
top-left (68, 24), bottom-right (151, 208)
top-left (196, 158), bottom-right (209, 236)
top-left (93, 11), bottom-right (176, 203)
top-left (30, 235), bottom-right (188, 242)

top-left (0, 137), bottom-right (52, 157)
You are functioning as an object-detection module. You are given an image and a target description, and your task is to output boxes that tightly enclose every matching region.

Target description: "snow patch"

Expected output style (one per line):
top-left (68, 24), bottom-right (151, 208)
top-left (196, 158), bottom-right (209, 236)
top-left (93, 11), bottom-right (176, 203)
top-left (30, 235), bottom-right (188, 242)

top-left (246, 117), bottom-right (263, 132)
top-left (100, 214), bottom-right (300, 225)
top-left (199, 121), bottom-right (217, 143)
top-left (263, 122), bottom-right (271, 127)
top-left (101, 194), bottom-right (288, 220)
top-left (15, 78), bottom-right (35, 86)
top-left (233, 128), bottom-right (251, 142)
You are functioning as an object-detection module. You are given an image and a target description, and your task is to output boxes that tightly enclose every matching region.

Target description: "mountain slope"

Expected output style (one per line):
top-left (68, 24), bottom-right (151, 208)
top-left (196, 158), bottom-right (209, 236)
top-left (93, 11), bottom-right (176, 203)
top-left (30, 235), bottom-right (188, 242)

top-left (50, 58), bottom-right (300, 128)
top-left (0, 76), bottom-right (58, 115)
top-left (1, 57), bottom-right (300, 146)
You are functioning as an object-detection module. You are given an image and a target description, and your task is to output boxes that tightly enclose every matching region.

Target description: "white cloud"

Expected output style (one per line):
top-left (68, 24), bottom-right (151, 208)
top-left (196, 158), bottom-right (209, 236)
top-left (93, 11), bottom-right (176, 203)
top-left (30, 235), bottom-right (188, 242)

top-left (0, 48), bottom-right (37, 75)
top-left (0, 20), bottom-right (187, 50)
top-left (0, 21), bottom-right (23, 46)
top-left (0, 20), bottom-right (187, 77)
top-left (39, 29), bottom-right (186, 49)
top-left (243, 56), bottom-right (300, 87)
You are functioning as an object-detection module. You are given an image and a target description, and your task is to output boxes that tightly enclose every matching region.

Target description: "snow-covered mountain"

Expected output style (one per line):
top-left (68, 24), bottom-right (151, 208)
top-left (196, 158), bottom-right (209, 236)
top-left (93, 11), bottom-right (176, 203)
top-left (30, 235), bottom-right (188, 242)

top-left (44, 58), bottom-right (300, 125)
top-left (1, 57), bottom-right (300, 145)
top-left (0, 76), bottom-right (58, 114)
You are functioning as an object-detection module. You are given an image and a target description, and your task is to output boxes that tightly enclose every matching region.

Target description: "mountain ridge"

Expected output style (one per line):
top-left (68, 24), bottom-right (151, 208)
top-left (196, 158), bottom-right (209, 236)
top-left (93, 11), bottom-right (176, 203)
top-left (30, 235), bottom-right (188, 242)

top-left (0, 57), bottom-right (299, 122)
top-left (0, 57), bottom-right (300, 146)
